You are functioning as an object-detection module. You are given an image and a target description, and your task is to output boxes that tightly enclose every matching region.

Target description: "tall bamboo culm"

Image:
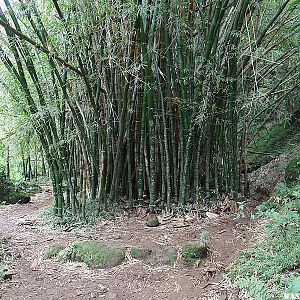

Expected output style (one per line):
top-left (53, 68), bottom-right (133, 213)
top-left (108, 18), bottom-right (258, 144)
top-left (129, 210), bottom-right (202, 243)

top-left (0, 0), bottom-right (296, 216)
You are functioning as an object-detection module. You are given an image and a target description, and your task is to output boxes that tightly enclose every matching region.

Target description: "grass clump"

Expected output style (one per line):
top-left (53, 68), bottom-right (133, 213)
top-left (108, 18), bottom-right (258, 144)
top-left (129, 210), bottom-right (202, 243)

top-left (58, 241), bottom-right (125, 268)
top-left (38, 202), bottom-right (124, 230)
top-left (38, 205), bottom-right (88, 230)
top-left (228, 184), bottom-right (300, 299)
top-left (43, 244), bottom-right (65, 259)
top-left (0, 263), bottom-right (8, 280)
top-left (130, 247), bottom-right (151, 260)
top-left (182, 242), bottom-right (208, 266)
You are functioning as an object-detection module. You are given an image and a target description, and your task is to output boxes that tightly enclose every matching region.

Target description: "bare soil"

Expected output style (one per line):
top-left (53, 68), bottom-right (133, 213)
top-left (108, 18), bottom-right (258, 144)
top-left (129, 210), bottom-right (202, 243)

top-left (0, 188), bottom-right (254, 300)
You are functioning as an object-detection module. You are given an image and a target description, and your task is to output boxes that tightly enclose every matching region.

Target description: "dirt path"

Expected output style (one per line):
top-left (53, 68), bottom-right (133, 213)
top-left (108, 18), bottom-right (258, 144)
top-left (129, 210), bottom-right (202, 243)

top-left (0, 188), bottom-right (253, 300)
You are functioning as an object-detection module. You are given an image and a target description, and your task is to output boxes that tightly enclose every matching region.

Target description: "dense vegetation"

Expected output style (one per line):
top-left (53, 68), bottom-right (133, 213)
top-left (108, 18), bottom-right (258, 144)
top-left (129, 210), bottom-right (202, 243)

top-left (229, 183), bottom-right (300, 299)
top-left (0, 0), bottom-right (299, 218)
top-left (0, 2), bottom-right (300, 299)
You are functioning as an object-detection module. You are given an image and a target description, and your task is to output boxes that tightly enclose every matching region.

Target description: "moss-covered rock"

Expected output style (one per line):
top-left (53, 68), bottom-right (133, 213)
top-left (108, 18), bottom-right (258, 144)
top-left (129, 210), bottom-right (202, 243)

top-left (285, 157), bottom-right (300, 185)
top-left (0, 179), bottom-right (30, 205)
top-left (7, 190), bottom-right (30, 205)
top-left (58, 241), bottom-right (125, 268)
top-left (130, 247), bottom-right (151, 260)
top-left (43, 244), bottom-right (65, 259)
top-left (182, 242), bottom-right (208, 266)
top-left (163, 248), bottom-right (178, 266)
top-left (146, 215), bottom-right (159, 227)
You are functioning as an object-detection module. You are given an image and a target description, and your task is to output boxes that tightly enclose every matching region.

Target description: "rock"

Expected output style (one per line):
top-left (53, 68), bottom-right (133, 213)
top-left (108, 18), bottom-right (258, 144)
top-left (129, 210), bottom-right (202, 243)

top-left (290, 276), bottom-right (300, 293)
top-left (130, 247), bottom-right (151, 260)
top-left (163, 248), bottom-right (178, 266)
top-left (17, 195), bottom-right (30, 204)
top-left (113, 234), bottom-right (121, 240)
top-left (58, 241), bottom-right (125, 268)
top-left (184, 215), bottom-right (196, 223)
top-left (8, 193), bottom-right (30, 205)
top-left (146, 215), bottom-right (160, 227)
top-left (98, 284), bottom-right (109, 294)
top-left (106, 292), bottom-right (117, 299)
top-left (17, 218), bottom-right (35, 226)
top-left (206, 212), bottom-right (219, 219)
top-left (0, 179), bottom-right (30, 205)
top-left (182, 242), bottom-right (208, 266)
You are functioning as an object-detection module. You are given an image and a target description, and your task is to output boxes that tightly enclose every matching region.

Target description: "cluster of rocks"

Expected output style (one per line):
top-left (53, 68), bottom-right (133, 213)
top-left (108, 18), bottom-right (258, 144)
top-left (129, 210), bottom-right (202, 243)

top-left (43, 238), bottom-right (209, 269)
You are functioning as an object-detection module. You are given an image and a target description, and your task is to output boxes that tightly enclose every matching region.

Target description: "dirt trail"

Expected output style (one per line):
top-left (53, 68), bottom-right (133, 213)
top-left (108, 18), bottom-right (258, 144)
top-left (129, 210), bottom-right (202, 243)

top-left (0, 188), bottom-right (253, 300)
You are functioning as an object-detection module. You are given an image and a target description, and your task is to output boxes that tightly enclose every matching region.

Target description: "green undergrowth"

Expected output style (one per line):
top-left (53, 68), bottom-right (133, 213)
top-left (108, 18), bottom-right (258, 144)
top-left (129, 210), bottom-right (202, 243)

top-left (38, 205), bottom-right (90, 230)
top-left (15, 181), bottom-right (43, 194)
top-left (285, 157), bottom-right (300, 185)
top-left (249, 120), bottom-right (300, 169)
top-left (38, 201), bottom-right (125, 230)
top-left (58, 241), bottom-right (125, 268)
top-left (228, 183), bottom-right (300, 299)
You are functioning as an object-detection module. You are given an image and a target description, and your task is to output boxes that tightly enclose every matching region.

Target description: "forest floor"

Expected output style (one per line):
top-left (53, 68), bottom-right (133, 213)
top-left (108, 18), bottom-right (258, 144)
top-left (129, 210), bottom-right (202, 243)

top-left (0, 188), bottom-right (256, 300)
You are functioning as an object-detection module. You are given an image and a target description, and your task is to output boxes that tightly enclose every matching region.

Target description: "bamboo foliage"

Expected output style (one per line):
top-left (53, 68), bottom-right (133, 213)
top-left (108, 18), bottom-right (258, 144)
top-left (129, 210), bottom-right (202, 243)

top-left (0, 0), bottom-right (298, 216)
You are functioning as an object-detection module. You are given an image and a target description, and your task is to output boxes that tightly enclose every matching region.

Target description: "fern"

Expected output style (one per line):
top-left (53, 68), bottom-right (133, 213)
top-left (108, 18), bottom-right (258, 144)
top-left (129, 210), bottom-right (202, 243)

top-left (237, 277), bottom-right (270, 300)
top-left (228, 183), bottom-right (300, 299)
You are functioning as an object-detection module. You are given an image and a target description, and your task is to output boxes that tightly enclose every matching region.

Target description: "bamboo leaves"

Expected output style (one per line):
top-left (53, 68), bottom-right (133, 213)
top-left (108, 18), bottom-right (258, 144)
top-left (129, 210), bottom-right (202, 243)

top-left (0, 0), bottom-right (298, 216)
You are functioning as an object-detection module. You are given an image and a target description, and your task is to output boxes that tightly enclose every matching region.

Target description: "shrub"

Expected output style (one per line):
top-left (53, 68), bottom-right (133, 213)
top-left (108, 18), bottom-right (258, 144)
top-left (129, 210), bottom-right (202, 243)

top-left (228, 184), bottom-right (300, 299)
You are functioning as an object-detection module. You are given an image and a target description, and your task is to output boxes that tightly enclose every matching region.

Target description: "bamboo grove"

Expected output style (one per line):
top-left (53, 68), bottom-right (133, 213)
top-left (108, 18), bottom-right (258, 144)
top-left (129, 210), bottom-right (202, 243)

top-left (0, 0), bottom-right (299, 216)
